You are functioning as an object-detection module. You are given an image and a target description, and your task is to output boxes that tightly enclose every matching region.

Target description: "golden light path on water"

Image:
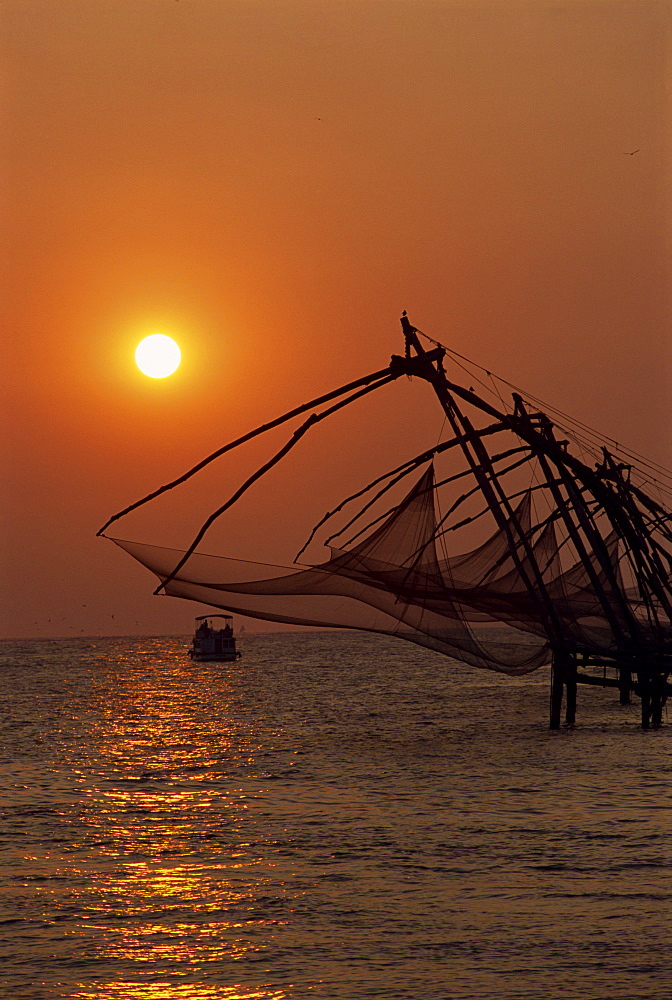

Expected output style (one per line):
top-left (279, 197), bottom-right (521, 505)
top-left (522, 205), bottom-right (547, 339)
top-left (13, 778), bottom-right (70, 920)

top-left (37, 640), bottom-right (303, 999)
top-left (72, 986), bottom-right (287, 1000)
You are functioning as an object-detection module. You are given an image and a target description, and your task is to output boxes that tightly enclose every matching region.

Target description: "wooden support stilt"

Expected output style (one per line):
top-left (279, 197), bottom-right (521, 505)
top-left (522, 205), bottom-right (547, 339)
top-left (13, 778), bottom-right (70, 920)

top-left (650, 672), bottom-right (666, 727)
top-left (639, 666), bottom-right (652, 729)
top-left (641, 690), bottom-right (652, 730)
top-left (619, 665), bottom-right (631, 705)
top-left (565, 660), bottom-right (577, 726)
top-left (550, 654), bottom-right (564, 729)
top-left (638, 664), bottom-right (668, 729)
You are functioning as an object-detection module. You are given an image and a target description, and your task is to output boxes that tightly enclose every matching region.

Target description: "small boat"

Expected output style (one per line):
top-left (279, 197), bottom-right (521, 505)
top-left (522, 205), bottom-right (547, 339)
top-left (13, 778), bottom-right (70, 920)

top-left (188, 614), bottom-right (242, 662)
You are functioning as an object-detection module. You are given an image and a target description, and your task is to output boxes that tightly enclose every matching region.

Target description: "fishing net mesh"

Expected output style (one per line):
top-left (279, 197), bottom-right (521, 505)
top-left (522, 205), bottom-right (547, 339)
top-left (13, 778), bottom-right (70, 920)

top-left (111, 465), bottom-right (639, 675)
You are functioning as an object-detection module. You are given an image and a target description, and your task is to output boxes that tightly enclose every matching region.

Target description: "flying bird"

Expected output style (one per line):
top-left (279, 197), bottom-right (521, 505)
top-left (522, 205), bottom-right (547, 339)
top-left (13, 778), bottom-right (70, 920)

top-left (624, 149), bottom-right (640, 155)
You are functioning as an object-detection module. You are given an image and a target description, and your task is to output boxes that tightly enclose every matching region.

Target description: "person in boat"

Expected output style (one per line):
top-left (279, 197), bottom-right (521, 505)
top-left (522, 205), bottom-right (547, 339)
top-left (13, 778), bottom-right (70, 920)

top-left (223, 624), bottom-right (232, 636)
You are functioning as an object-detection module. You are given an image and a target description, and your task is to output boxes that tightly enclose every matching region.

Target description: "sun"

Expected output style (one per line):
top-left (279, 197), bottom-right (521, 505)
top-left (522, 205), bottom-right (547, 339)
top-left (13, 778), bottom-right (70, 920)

top-left (135, 334), bottom-right (181, 378)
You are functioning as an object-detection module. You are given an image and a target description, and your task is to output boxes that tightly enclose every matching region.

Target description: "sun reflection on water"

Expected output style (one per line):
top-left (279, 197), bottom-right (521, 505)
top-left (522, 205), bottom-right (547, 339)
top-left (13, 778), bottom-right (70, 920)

top-left (40, 642), bottom-right (299, 998)
top-left (71, 984), bottom-right (292, 999)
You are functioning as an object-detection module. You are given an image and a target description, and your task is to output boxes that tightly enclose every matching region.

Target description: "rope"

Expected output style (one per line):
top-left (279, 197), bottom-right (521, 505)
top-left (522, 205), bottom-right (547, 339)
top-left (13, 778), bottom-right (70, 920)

top-left (415, 328), bottom-right (672, 495)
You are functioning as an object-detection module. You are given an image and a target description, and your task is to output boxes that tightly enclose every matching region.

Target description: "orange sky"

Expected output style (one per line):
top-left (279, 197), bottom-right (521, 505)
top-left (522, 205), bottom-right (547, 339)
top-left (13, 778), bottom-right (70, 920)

top-left (2, 0), bottom-right (670, 639)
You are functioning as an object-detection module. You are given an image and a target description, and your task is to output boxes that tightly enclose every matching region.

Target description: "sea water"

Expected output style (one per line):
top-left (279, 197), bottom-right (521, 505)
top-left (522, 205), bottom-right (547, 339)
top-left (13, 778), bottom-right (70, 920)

top-left (0, 632), bottom-right (669, 1000)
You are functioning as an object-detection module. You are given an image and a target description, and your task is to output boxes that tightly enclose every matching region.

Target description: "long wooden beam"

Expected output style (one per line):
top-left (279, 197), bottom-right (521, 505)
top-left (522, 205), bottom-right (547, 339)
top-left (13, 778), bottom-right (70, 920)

top-left (98, 364), bottom-right (401, 537)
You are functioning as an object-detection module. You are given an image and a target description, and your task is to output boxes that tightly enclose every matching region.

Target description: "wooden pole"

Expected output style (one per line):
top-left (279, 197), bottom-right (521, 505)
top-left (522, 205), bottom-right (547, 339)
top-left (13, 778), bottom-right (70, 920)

top-left (550, 653), bottom-right (564, 729)
top-left (398, 316), bottom-right (567, 654)
top-left (619, 665), bottom-right (631, 705)
top-left (565, 656), bottom-right (577, 726)
top-left (641, 684), bottom-right (652, 730)
top-left (651, 674), bottom-right (666, 728)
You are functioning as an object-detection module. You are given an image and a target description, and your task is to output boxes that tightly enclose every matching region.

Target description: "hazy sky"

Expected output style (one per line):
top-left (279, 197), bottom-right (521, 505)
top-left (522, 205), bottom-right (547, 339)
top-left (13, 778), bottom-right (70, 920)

top-left (3, 0), bottom-right (670, 639)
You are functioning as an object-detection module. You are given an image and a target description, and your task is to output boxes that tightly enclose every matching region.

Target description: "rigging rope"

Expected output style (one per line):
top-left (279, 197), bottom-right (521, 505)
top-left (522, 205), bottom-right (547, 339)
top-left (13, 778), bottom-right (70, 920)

top-left (415, 328), bottom-right (672, 494)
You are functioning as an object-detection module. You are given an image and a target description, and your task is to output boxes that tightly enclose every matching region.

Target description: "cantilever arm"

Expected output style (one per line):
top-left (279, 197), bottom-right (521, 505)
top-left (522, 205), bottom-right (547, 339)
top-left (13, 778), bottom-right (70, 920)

top-left (97, 363), bottom-right (397, 537)
top-left (152, 374), bottom-right (398, 594)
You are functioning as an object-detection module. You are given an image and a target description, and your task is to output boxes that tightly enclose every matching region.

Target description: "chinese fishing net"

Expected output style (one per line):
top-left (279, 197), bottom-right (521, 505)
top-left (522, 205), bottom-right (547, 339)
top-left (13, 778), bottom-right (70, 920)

top-left (100, 343), bottom-right (672, 677)
top-left (109, 461), bottom-right (636, 676)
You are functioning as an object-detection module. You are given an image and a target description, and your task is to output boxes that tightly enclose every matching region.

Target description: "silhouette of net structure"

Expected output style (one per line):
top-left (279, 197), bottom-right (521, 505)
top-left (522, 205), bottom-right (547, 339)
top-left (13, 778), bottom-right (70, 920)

top-left (109, 467), bottom-right (630, 676)
top-left (100, 315), bottom-right (672, 724)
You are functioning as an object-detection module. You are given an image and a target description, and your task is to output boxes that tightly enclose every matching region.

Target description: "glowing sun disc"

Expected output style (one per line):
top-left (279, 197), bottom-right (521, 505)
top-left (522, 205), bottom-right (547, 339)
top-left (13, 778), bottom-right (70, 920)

top-left (135, 335), bottom-right (181, 378)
